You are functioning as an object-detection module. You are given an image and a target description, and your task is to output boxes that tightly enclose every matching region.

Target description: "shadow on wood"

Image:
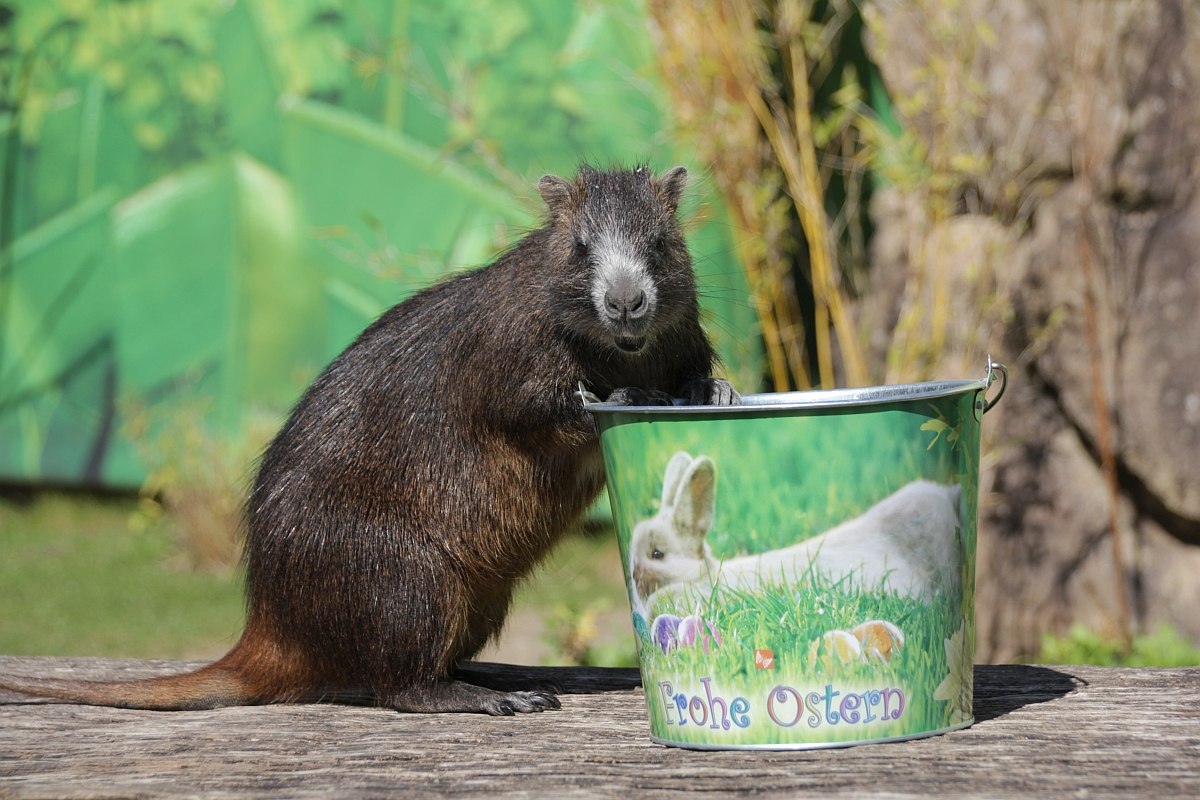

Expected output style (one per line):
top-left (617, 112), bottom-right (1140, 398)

top-left (973, 664), bottom-right (1081, 722)
top-left (459, 663), bottom-right (1085, 723)
top-left (456, 661), bottom-right (642, 695)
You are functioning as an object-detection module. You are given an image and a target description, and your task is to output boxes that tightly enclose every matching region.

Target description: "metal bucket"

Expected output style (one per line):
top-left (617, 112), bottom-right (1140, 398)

top-left (587, 359), bottom-right (1007, 750)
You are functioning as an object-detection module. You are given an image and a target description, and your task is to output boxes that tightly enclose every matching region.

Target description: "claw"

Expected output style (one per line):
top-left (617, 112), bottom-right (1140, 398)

top-left (679, 377), bottom-right (741, 406)
top-left (488, 691), bottom-right (559, 715)
top-left (576, 381), bottom-right (602, 406)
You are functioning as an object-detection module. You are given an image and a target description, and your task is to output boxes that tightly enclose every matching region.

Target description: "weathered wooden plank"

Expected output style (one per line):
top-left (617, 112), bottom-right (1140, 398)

top-left (0, 657), bottom-right (1197, 798)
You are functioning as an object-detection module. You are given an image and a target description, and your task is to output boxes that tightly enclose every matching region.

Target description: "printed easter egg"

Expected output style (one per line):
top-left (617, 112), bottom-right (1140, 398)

top-left (807, 629), bottom-right (863, 670)
top-left (677, 615), bottom-right (701, 647)
top-left (631, 611), bottom-right (652, 644)
top-left (651, 614), bottom-right (682, 653)
top-left (852, 619), bottom-right (906, 663)
top-left (699, 618), bottom-right (723, 654)
top-left (677, 615), bottom-right (722, 654)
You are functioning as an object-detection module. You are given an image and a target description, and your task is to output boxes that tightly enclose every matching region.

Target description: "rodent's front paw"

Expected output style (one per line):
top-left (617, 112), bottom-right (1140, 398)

top-left (679, 377), bottom-right (741, 406)
top-left (606, 387), bottom-right (674, 406)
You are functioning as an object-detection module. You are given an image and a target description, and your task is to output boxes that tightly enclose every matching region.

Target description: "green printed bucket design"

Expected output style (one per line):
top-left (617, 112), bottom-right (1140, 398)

top-left (588, 361), bottom-right (1007, 750)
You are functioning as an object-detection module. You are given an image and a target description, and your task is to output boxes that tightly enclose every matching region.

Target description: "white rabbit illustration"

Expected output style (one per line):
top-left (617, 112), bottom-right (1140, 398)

top-left (628, 452), bottom-right (720, 617)
top-left (628, 452), bottom-right (963, 617)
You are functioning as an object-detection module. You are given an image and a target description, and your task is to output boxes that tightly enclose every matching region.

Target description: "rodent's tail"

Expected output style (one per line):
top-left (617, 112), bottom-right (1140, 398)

top-left (0, 659), bottom-right (255, 711)
top-left (0, 633), bottom-right (300, 711)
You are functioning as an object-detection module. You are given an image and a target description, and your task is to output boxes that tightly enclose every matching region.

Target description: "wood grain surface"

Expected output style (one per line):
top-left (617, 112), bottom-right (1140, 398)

top-left (1, 657), bottom-right (1197, 798)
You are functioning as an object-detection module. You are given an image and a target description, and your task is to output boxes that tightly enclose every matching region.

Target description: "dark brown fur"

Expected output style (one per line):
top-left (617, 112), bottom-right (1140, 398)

top-left (0, 165), bottom-right (736, 714)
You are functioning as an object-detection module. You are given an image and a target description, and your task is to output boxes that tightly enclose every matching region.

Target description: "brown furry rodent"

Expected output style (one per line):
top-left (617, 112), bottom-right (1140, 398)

top-left (0, 164), bottom-right (738, 715)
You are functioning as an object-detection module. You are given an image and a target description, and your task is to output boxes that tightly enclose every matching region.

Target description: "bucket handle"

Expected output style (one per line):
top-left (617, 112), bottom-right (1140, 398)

top-left (981, 356), bottom-right (1008, 414)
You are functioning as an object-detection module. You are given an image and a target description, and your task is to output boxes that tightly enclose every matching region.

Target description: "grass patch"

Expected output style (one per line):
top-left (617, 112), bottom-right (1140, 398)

top-left (512, 521), bottom-right (639, 668)
top-left (0, 493), bottom-right (244, 658)
top-left (0, 492), bottom-right (634, 666)
top-left (1036, 623), bottom-right (1200, 668)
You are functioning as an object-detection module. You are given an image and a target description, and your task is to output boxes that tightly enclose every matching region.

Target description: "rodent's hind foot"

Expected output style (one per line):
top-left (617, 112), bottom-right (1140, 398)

top-left (385, 680), bottom-right (560, 715)
top-left (485, 690), bottom-right (560, 716)
top-left (679, 377), bottom-right (741, 406)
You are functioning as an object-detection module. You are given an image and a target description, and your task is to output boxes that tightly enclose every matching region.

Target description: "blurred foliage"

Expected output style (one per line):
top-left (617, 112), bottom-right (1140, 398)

top-left (1036, 623), bottom-right (1200, 668)
top-left (649, 0), bottom-right (884, 390)
top-left (3, 0), bottom-right (226, 173)
top-left (408, 0), bottom-right (661, 172)
top-left (0, 0), bottom-right (759, 492)
top-left (542, 601), bottom-right (640, 669)
top-left (1, 0), bottom-right (670, 219)
top-left (647, 0), bottom-right (1014, 388)
top-left (126, 398), bottom-right (281, 570)
top-left (860, 0), bottom-right (1012, 382)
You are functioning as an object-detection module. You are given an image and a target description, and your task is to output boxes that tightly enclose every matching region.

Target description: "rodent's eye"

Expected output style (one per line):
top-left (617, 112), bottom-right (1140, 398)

top-left (651, 548), bottom-right (664, 560)
top-left (573, 237), bottom-right (588, 260)
top-left (653, 234), bottom-right (669, 256)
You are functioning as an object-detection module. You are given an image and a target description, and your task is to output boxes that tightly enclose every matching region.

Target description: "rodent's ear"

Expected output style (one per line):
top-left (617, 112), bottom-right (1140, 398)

top-left (656, 166), bottom-right (689, 213)
top-left (538, 174), bottom-right (574, 214)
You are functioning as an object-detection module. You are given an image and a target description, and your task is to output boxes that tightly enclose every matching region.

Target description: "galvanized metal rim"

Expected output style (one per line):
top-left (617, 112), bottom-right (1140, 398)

top-left (585, 359), bottom-right (1007, 415)
top-left (587, 377), bottom-right (985, 415)
top-left (646, 716), bottom-right (975, 751)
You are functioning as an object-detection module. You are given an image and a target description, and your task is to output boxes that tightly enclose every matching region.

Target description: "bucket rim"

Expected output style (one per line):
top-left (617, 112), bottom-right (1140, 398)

top-left (585, 361), bottom-right (1007, 416)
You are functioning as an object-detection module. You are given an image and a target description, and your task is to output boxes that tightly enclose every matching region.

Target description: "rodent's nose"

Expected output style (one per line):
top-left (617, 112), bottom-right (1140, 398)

top-left (604, 286), bottom-right (649, 321)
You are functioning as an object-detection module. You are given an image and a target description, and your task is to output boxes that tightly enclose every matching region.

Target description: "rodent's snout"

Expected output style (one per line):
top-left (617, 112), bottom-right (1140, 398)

top-left (603, 284), bottom-right (649, 322)
top-left (587, 231), bottom-right (659, 352)
top-left (604, 283), bottom-right (651, 353)
top-left (595, 282), bottom-right (656, 351)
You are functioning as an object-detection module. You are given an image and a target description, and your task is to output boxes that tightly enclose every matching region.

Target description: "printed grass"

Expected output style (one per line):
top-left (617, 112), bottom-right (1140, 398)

top-left (633, 572), bottom-right (969, 747)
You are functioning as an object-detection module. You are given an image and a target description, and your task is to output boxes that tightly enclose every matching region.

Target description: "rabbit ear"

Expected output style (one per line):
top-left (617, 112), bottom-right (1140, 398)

top-left (672, 455), bottom-right (716, 538)
top-left (660, 452), bottom-right (695, 509)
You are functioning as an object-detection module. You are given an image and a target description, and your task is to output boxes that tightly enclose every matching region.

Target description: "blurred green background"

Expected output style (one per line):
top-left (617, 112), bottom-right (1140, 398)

top-left (4, 0), bottom-right (1194, 668)
top-left (0, 0), bottom-right (764, 665)
top-left (0, 0), bottom-right (760, 490)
